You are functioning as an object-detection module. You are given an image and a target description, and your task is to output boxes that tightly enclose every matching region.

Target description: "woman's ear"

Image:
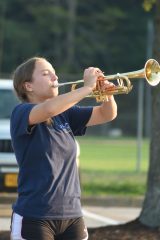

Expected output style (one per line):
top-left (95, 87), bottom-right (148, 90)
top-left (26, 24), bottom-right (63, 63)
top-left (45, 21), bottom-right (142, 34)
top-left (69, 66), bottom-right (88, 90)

top-left (24, 82), bottom-right (33, 92)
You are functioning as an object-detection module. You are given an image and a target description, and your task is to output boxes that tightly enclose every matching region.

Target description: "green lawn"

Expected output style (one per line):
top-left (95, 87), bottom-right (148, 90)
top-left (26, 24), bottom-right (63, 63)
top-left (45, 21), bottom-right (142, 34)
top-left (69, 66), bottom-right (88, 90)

top-left (76, 136), bottom-right (149, 196)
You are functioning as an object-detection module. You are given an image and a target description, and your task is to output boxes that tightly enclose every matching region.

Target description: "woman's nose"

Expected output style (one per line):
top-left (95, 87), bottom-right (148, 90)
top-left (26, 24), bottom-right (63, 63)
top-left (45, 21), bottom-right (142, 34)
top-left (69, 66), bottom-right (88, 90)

top-left (51, 73), bottom-right (58, 81)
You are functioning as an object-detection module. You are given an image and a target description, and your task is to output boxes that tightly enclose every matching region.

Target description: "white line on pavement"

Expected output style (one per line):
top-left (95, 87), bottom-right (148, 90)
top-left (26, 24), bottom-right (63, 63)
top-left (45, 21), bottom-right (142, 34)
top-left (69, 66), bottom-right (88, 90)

top-left (82, 209), bottom-right (120, 225)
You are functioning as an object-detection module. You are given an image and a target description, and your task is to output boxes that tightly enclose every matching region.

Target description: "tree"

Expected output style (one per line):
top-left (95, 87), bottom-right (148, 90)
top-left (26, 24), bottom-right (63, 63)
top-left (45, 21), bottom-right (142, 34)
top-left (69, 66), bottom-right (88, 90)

top-left (139, 0), bottom-right (160, 227)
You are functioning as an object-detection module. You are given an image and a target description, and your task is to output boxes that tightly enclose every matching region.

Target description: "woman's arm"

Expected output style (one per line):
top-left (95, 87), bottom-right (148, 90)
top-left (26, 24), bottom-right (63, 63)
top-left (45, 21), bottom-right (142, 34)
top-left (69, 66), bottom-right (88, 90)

top-left (86, 95), bottom-right (117, 126)
top-left (28, 67), bottom-right (100, 125)
top-left (29, 86), bottom-right (93, 125)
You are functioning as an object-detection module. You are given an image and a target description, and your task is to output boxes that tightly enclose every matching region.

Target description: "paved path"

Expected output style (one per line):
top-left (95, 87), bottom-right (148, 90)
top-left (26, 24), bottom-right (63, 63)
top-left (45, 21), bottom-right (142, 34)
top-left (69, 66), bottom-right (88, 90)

top-left (83, 206), bottom-right (141, 228)
top-left (0, 204), bottom-right (141, 231)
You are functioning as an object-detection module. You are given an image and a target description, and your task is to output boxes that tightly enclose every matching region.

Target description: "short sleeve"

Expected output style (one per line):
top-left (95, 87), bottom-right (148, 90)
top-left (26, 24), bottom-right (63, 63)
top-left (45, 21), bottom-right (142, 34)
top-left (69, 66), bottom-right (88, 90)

top-left (10, 103), bottom-right (36, 137)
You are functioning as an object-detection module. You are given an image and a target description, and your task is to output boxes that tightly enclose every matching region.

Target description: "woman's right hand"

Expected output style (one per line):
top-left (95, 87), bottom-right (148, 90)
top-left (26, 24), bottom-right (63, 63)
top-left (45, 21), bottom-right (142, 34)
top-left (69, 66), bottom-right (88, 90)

top-left (83, 67), bottom-right (104, 90)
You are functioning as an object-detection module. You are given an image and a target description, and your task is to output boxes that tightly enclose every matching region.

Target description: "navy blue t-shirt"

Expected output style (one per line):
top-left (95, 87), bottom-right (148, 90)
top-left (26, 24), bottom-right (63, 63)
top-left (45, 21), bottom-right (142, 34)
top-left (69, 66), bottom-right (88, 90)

top-left (10, 103), bottom-right (93, 219)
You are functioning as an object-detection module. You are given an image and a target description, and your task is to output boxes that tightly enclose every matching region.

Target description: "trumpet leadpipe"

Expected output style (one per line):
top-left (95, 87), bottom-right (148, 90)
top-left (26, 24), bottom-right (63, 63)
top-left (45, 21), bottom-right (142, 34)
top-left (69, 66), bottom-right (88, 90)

top-left (54, 79), bottom-right (84, 88)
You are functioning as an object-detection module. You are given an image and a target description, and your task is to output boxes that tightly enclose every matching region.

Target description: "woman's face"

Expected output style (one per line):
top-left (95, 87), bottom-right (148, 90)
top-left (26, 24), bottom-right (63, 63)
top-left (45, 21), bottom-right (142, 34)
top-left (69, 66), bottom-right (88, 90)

top-left (26, 59), bottom-right (59, 102)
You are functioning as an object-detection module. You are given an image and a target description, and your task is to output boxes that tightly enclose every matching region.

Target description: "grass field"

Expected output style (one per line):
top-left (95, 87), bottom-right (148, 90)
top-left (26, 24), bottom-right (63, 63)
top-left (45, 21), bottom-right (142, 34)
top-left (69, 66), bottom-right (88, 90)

top-left (76, 136), bottom-right (150, 196)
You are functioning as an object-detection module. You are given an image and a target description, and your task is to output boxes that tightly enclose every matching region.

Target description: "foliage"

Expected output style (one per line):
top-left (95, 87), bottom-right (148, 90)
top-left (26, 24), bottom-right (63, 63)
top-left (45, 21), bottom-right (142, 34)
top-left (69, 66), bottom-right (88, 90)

top-left (0, 0), bottom-right (152, 75)
top-left (143, 0), bottom-right (157, 11)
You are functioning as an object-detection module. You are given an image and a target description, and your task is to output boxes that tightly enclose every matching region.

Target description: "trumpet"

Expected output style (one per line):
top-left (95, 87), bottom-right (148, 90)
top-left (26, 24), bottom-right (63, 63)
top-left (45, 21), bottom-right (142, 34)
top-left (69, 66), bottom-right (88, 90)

top-left (56, 59), bottom-right (160, 102)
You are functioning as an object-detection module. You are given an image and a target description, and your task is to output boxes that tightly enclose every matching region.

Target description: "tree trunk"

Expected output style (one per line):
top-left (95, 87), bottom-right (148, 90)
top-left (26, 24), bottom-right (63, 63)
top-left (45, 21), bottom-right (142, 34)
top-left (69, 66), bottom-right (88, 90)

top-left (139, 0), bottom-right (160, 227)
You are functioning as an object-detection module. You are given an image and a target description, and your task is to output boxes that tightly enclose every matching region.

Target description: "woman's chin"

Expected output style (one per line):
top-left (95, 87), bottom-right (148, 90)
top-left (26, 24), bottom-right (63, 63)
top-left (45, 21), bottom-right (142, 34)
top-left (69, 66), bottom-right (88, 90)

top-left (51, 89), bottom-right (58, 97)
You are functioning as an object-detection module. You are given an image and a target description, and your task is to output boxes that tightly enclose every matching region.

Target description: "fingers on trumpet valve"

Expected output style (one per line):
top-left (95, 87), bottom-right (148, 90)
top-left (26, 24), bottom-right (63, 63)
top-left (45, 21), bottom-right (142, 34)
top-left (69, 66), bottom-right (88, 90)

top-left (97, 77), bottom-right (116, 91)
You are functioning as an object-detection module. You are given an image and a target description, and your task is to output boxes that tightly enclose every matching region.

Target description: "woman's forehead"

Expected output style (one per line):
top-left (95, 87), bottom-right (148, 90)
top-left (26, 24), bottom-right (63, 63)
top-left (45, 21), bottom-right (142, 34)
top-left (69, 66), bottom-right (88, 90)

top-left (35, 59), bottom-right (55, 71)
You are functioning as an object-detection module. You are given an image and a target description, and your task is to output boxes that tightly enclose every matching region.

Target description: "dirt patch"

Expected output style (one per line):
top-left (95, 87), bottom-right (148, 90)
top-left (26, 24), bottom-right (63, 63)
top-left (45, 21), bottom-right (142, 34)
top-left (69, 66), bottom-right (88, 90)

top-left (88, 218), bottom-right (160, 240)
top-left (1, 219), bottom-right (160, 240)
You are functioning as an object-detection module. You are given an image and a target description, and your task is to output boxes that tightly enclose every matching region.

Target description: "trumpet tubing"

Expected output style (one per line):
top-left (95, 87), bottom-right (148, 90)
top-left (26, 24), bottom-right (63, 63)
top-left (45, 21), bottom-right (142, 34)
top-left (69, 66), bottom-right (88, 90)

top-left (56, 59), bottom-right (160, 102)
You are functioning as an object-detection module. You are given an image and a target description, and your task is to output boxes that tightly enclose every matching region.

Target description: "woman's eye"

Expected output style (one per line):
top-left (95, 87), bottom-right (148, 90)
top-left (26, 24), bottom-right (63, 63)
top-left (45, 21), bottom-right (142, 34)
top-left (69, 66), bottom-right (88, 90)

top-left (43, 71), bottom-right (49, 76)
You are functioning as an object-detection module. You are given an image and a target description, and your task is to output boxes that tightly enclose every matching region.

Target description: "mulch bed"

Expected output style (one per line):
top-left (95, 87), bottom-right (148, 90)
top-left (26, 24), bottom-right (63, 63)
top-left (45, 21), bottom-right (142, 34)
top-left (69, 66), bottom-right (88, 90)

top-left (1, 219), bottom-right (160, 240)
top-left (88, 218), bottom-right (160, 240)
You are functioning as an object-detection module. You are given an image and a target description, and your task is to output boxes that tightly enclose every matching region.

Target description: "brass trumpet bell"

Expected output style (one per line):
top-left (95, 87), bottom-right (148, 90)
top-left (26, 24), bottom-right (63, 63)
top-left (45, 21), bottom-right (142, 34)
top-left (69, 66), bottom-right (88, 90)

top-left (144, 58), bottom-right (160, 86)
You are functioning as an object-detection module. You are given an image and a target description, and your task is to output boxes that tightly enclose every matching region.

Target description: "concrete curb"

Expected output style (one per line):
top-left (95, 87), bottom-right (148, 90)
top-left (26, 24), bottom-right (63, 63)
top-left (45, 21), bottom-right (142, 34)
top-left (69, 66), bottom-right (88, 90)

top-left (82, 196), bottom-right (144, 207)
top-left (0, 193), bottom-right (17, 204)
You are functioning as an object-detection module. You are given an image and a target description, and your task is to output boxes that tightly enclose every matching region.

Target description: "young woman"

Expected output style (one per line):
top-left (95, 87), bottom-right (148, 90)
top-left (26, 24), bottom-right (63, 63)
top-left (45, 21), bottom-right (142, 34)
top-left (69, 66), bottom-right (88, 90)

top-left (10, 57), bottom-right (117, 240)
